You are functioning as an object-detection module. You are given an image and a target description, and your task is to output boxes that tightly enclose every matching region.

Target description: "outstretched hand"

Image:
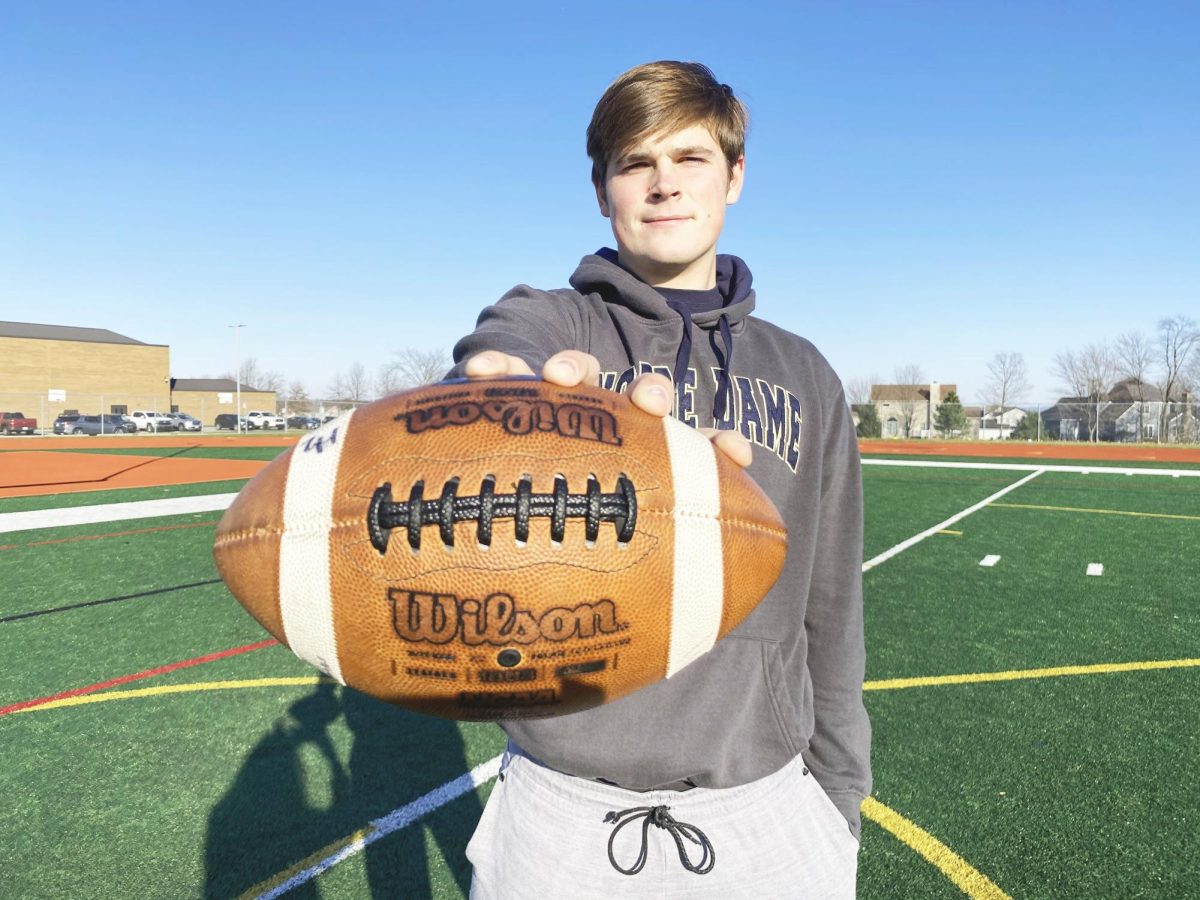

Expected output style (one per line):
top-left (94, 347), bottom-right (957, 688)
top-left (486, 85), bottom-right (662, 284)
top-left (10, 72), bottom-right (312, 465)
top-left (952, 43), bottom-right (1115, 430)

top-left (464, 350), bottom-right (752, 468)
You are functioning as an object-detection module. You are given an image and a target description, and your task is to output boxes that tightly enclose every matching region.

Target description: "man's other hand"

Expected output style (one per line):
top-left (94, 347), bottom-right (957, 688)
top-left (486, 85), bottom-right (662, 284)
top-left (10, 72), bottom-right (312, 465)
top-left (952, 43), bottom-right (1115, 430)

top-left (464, 350), bottom-right (751, 468)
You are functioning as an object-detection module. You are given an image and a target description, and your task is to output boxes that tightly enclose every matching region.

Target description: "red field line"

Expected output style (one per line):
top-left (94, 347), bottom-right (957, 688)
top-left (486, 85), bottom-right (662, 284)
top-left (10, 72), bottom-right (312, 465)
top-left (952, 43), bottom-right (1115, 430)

top-left (0, 435), bottom-right (296, 449)
top-left (0, 638), bottom-right (279, 717)
top-left (858, 439), bottom-right (1200, 463)
top-left (0, 519), bottom-right (220, 552)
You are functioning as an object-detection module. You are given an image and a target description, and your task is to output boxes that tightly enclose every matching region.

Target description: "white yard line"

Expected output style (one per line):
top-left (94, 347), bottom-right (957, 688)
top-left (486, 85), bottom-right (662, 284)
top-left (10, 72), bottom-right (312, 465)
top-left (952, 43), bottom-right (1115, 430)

top-left (862, 458), bottom-right (1200, 478)
top-left (861, 469), bottom-right (1046, 572)
top-left (256, 754), bottom-right (503, 900)
top-left (0, 493), bottom-right (237, 534)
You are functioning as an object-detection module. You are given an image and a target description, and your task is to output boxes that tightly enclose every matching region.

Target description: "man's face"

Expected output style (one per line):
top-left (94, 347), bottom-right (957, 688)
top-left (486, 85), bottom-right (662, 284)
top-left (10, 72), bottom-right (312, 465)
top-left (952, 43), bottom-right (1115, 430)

top-left (597, 123), bottom-right (744, 290)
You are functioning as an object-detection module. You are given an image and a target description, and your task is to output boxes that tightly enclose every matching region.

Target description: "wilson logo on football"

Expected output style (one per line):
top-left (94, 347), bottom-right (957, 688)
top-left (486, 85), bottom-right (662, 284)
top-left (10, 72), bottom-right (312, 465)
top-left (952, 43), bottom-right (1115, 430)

top-left (395, 399), bottom-right (622, 445)
top-left (388, 590), bottom-right (625, 646)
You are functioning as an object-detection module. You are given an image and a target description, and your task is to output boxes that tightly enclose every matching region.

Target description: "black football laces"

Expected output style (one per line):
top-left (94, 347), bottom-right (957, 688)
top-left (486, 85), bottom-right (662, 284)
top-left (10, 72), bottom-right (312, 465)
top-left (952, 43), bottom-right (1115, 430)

top-left (367, 474), bottom-right (637, 553)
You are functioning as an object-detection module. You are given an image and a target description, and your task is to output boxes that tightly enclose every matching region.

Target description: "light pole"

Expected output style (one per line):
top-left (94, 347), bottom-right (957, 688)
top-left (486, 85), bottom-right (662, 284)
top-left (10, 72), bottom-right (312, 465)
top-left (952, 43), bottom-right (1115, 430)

top-left (229, 324), bottom-right (245, 434)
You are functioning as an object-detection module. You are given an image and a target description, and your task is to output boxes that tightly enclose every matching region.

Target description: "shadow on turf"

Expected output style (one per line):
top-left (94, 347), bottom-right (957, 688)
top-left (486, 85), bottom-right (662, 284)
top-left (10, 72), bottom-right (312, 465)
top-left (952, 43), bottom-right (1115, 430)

top-left (204, 682), bottom-right (479, 898)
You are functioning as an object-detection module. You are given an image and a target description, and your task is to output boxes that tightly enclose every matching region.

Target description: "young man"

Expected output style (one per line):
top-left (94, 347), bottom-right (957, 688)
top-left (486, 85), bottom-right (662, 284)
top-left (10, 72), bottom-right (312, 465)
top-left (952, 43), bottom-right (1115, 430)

top-left (452, 61), bottom-right (871, 898)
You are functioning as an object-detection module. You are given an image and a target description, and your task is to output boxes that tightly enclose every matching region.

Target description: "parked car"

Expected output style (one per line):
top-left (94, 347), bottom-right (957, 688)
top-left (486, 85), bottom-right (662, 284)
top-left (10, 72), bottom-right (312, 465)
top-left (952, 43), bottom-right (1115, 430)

top-left (1, 411), bottom-right (38, 435)
top-left (245, 410), bottom-right (285, 430)
top-left (67, 414), bottom-right (138, 435)
top-left (128, 410), bottom-right (178, 432)
top-left (165, 412), bottom-right (202, 432)
top-left (214, 413), bottom-right (249, 431)
top-left (287, 415), bottom-right (321, 430)
top-left (53, 414), bottom-right (81, 434)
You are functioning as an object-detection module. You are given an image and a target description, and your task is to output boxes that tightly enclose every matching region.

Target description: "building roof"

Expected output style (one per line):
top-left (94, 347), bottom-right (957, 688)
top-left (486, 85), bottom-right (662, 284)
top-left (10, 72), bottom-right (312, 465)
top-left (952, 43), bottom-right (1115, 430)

top-left (1108, 378), bottom-right (1166, 402)
top-left (871, 383), bottom-right (958, 403)
top-left (0, 320), bottom-right (162, 346)
top-left (172, 378), bottom-right (259, 393)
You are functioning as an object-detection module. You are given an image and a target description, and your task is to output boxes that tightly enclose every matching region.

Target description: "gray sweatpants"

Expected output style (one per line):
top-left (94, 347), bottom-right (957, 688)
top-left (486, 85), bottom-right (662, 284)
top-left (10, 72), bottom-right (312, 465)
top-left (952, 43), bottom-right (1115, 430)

top-left (467, 751), bottom-right (859, 899)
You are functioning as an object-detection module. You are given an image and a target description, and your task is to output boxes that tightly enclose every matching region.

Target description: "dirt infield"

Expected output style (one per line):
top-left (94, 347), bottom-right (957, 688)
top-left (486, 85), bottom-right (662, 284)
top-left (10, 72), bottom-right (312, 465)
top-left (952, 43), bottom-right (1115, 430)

top-left (0, 451), bottom-right (268, 498)
top-left (0, 434), bottom-right (295, 450)
top-left (858, 439), bottom-right (1200, 464)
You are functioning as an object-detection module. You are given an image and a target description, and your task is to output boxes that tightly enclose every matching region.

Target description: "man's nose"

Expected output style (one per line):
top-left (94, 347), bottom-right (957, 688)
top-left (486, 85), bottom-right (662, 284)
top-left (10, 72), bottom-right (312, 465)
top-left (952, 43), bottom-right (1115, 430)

top-left (648, 162), bottom-right (681, 199)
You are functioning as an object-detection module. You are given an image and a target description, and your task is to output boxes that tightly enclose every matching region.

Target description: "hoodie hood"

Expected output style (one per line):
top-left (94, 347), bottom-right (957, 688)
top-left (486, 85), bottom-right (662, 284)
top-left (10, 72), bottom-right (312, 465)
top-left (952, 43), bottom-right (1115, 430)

top-left (571, 249), bottom-right (756, 328)
top-left (570, 250), bottom-right (756, 426)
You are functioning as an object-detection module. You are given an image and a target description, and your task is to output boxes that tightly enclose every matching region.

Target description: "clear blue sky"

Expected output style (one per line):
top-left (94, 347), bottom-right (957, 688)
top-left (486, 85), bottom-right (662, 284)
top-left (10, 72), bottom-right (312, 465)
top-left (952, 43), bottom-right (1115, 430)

top-left (3, 1), bottom-right (1197, 403)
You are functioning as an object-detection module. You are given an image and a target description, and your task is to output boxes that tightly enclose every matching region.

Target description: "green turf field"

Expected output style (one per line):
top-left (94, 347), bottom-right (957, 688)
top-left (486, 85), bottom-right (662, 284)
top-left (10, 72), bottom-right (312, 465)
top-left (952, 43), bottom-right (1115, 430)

top-left (2, 452), bottom-right (1197, 898)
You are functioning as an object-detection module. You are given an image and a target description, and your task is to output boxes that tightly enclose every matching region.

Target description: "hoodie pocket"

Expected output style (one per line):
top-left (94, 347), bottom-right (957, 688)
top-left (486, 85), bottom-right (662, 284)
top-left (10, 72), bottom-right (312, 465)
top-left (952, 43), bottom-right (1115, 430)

top-left (724, 634), bottom-right (800, 759)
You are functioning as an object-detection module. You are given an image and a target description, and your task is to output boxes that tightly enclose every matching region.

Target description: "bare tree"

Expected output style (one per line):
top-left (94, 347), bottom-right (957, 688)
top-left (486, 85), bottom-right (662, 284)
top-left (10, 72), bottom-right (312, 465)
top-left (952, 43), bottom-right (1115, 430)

top-left (1053, 342), bottom-right (1117, 442)
top-left (221, 357), bottom-right (283, 392)
top-left (1115, 331), bottom-right (1154, 440)
top-left (329, 362), bottom-right (371, 403)
top-left (384, 347), bottom-right (452, 392)
top-left (892, 364), bottom-right (926, 438)
top-left (283, 379), bottom-right (311, 414)
top-left (983, 352), bottom-right (1031, 417)
top-left (1157, 315), bottom-right (1200, 441)
top-left (843, 374), bottom-right (877, 407)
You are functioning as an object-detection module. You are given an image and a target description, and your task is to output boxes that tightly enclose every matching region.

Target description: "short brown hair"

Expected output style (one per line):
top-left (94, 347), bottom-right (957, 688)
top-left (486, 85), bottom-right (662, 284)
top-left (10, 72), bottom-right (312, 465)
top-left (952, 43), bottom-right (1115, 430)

top-left (586, 61), bottom-right (749, 188)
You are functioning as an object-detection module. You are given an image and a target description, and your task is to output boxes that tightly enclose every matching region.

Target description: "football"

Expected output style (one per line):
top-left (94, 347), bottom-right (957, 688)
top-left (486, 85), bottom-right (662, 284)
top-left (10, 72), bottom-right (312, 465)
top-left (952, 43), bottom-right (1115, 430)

top-left (213, 377), bottom-right (787, 720)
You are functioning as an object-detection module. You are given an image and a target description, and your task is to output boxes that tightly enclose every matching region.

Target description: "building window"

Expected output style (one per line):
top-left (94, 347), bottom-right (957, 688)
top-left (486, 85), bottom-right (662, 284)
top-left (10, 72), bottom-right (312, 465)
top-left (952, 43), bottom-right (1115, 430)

top-left (111, 404), bottom-right (128, 415)
top-left (886, 418), bottom-right (899, 437)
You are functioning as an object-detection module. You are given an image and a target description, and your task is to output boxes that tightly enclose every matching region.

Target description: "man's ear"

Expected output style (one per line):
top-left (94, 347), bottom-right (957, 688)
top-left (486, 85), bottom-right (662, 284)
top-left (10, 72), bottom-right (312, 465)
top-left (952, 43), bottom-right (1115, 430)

top-left (725, 156), bottom-right (745, 205)
top-left (595, 181), bottom-right (611, 218)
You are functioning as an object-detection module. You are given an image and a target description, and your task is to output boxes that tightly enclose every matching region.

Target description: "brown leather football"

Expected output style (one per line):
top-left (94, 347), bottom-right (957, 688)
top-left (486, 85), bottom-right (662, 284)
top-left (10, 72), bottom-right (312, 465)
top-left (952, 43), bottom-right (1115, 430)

top-left (213, 378), bottom-right (786, 720)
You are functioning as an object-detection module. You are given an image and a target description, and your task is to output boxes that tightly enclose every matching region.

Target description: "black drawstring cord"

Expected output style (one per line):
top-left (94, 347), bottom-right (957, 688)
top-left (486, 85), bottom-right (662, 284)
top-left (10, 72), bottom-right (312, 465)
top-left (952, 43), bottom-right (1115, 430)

top-left (603, 805), bottom-right (715, 876)
top-left (710, 314), bottom-right (735, 427)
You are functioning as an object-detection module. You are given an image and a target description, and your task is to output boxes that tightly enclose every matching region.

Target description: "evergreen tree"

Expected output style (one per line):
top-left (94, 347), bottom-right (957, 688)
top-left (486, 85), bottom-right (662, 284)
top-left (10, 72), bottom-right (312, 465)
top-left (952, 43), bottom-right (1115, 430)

top-left (1011, 410), bottom-right (1052, 440)
top-left (935, 391), bottom-right (969, 437)
top-left (854, 404), bottom-right (881, 438)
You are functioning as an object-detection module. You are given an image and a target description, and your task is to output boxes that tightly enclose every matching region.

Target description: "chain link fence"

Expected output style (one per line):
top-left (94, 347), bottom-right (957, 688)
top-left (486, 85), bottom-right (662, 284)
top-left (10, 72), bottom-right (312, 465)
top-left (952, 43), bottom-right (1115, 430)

top-left (4, 390), bottom-right (1198, 444)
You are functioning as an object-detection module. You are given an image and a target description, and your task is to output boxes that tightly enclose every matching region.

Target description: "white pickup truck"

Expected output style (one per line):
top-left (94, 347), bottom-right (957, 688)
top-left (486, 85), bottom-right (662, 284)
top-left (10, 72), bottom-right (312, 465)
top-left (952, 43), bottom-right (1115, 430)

top-left (245, 410), bottom-right (285, 430)
top-left (129, 411), bottom-right (178, 432)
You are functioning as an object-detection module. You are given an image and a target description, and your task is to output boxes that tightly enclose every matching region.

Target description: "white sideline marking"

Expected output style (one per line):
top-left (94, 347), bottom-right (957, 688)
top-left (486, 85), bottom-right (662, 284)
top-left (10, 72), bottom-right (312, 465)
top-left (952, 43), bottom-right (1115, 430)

top-left (0, 493), bottom-right (237, 534)
top-left (862, 469), bottom-right (1045, 572)
top-left (256, 754), bottom-right (503, 899)
top-left (980, 555), bottom-right (1001, 567)
top-left (862, 458), bottom-right (1200, 478)
top-left (1087, 563), bottom-right (1104, 576)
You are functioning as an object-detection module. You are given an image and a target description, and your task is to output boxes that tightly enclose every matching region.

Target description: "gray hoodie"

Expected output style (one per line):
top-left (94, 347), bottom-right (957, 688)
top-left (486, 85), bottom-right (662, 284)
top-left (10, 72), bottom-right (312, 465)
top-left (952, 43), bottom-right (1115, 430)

top-left (451, 251), bottom-right (871, 835)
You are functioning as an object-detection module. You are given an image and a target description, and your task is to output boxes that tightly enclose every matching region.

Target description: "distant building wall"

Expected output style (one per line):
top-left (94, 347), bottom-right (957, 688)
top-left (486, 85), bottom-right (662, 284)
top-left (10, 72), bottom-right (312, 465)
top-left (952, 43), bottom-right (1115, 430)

top-left (0, 334), bottom-right (171, 419)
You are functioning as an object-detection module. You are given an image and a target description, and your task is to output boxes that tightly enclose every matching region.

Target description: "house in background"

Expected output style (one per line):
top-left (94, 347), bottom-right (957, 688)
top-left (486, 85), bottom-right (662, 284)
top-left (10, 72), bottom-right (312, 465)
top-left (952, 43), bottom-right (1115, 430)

top-left (978, 406), bottom-right (1026, 440)
top-left (871, 382), bottom-right (957, 438)
top-left (1042, 378), bottom-right (1193, 442)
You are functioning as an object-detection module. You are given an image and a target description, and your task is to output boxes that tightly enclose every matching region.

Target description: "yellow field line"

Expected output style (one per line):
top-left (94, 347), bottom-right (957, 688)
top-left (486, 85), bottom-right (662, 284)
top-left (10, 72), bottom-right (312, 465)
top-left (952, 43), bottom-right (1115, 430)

top-left (862, 796), bottom-right (1011, 900)
top-left (938, 529), bottom-right (962, 535)
top-left (13, 658), bottom-right (1200, 714)
top-left (8, 677), bottom-right (333, 713)
top-left (991, 501), bottom-right (1200, 521)
top-left (864, 657), bottom-right (1200, 691)
top-left (237, 826), bottom-right (376, 900)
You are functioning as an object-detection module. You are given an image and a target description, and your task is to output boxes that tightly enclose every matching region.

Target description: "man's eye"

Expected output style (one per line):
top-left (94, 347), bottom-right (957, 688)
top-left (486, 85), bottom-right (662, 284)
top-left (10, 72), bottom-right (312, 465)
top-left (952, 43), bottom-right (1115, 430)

top-left (623, 161), bottom-right (648, 171)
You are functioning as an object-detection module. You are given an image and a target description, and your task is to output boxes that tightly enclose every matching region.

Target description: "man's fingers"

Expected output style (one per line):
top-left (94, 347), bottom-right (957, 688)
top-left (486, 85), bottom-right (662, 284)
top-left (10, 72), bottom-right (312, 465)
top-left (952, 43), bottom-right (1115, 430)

top-left (699, 427), bottom-right (753, 469)
top-left (543, 351), bottom-right (601, 387)
top-left (464, 351), bottom-right (535, 378)
top-left (628, 373), bottom-right (673, 417)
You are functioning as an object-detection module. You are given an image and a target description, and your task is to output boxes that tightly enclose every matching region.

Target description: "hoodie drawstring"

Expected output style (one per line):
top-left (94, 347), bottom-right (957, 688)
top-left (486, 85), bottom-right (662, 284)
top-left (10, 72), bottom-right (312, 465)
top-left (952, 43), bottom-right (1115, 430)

top-left (711, 314), bottom-right (734, 427)
top-left (666, 302), bottom-right (736, 429)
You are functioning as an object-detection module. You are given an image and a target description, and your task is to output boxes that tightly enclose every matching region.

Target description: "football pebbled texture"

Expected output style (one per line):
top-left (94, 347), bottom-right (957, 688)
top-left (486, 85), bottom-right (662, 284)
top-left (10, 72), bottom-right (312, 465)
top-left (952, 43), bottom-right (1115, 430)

top-left (213, 377), bottom-right (787, 720)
